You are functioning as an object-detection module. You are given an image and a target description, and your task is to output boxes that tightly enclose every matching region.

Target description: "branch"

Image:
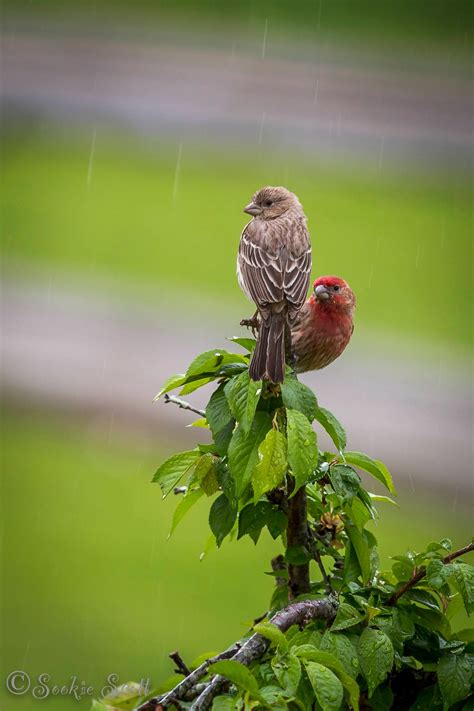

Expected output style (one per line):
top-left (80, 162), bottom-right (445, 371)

top-left (286, 482), bottom-right (310, 599)
top-left (388, 541), bottom-right (474, 605)
top-left (163, 393), bottom-right (205, 418)
top-left (137, 642), bottom-right (242, 710)
top-left (169, 650), bottom-right (191, 677)
top-left (313, 546), bottom-right (333, 596)
top-left (190, 596), bottom-right (337, 710)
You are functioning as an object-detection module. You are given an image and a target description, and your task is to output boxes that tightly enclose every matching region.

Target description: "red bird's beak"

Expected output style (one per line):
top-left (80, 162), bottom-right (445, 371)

top-left (314, 284), bottom-right (330, 301)
top-left (244, 202), bottom-right (262, 216)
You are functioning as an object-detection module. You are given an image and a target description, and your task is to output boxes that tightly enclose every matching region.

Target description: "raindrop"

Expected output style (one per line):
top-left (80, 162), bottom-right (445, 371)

top-left (262, 19), bottom-right (268, 59)
top-left (451, 485), bottom-right (459, 513)
top-left (378, 134), bottom-right (386, 171)
top-left (313, 79), bottom-right (320, 105)
top-left (258, 112), bottom-right (266, 144)
top-left (87, 129), bottom-right (96, 187)
top-left (172, 142), bottom-right (183, 204)
top-left (407, 471), bottom-right (415, 492)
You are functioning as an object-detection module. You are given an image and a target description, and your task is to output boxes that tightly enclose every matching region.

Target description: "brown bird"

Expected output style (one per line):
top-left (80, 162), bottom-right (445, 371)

top-left (237, 186), bottom-right (312, 383)
top-left (291, 276), bottom-right (355, 373)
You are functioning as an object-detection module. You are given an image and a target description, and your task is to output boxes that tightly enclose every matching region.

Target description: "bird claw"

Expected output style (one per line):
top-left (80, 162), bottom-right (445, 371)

top-left (240, 315), bottom-right (260, 338)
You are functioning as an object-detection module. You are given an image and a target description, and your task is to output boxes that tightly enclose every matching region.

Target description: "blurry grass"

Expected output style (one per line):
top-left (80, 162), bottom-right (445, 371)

top-left (2, 133), bottom-right (472, 354)
top-left (1, 414), bottom-right (472, 710)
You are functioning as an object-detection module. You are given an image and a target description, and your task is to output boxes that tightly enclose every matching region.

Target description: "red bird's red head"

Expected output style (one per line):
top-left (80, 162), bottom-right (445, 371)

top-left (310, 276), bottom-right (355, 313)
top-left (291, 275), bottom-right (355, 373)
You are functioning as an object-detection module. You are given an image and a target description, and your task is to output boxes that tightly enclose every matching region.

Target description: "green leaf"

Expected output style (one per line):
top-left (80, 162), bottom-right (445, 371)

top-left (426, 559), bottom-right (455, 589)
top-left (211, 696), bottom-right (238, 711)
top-left (228, 412), bottom-right (272, 497)
top-left (252, 428), bottom-right (287, 502)
top-left (253, 621), bottom-right (288, 652)
top-left (331, 602), bottom-right (364, 632)
top-left (328, 464), bottom-right (360, 503)
top-left (346, 497), bottom-right (371, 531)
top-left (186, 349), bottom-right (247, 379)
top-left (238, 501), bottom-right (274, 544)
top-left (206, 384), bottom-right (234, 438)
top-left (154, 372), bottom-right (185, 399)
top-left (271, 651), bottom-right (301, 696)
top-left (357, 627), bottom-right (394, 697)
top-left (168, 488), bottom-right (204, 537)
top-left (153, 450), bottom-right (200, 496)
top-left (209, 494), bottom-right (237, 546)
top-left (227, 336), bottom-right (256, 352)
top-left (344, 452), bottom-right (396, 495)
top-left (191, 452), bottom-right (219, 495)
top-left (284, 545), bottom-right (311, 565)
top-left (281, 378), bottom-right (318, 422)
top-left (346, 524), bottom-right (371, 585)
top-left (437, 653), bottom-right (473, 707)
top-left (295, 647), bottom-right (359, 710)
top-left (320, 631), bottom-right (360, 679)
top-left (179, 376), bottom-right (214, 395)
top-left (266, 507), bottom-right (287, 540)
top-left (304, 661), bottom-right (344, 711)
top-left (451, 563), bottom-right (474, 615)
top-left (207, 660), bottom-right (259, 695)
top-left (314, 407), bottom-right (347, 451)
top-left (286, 408), bottom-right (318, 493)
top-left (224, 371), bottom-right (262, 433)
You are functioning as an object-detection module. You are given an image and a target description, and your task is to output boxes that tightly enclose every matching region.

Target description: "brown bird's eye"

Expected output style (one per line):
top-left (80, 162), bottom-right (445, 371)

top-left (333, 285), bottom-right (340, 291)
top-left (264, 200), bottom-right (273, 207)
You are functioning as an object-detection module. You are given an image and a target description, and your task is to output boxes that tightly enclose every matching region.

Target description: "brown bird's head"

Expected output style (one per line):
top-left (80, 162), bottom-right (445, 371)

top-left (311, 276), bottom-right (355, 314)
top-left (243, 186), bottom-right (303, 220)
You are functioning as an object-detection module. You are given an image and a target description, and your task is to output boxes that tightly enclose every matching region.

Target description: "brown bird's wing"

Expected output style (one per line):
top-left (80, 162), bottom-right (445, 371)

top-left (238, 218), bottom-right (311, 317)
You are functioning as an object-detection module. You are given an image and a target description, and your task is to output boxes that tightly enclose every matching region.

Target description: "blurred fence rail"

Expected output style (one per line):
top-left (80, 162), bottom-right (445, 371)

top-left (2, 23), bottom-right (472, 171)
top-left (1, 270), bottom-right (471, 493)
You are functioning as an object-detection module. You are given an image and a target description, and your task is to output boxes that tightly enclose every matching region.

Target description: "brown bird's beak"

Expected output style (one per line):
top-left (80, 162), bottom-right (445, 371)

top-left (314, 284), bottom-right (330, 301)
top-left (244, 202), bottom-right (262, 216)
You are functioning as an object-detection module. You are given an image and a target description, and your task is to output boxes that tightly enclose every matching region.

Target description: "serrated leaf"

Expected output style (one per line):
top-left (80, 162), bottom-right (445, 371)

top-left (227, 336), bottom-right (257, 352)
top-left (153, 450), bottom-right (200, 496)
top-left (346, 497), bottom-right (371, 532)
top-left (228, 412), bottom-right (271, 497)
top-left (304, 661), bottom-right (344, 711)
top-left (331, 602), bottom-right (364, 632)
top-left (286, 408), bottom-right (318, 493)
top-left (344, 452), bottom-right (396, 495)
top-left (179, 376), bottom-right (214, 395)
top-left (437, 653), bottom-right (472, 707)
top-left (206, 384), bottom-right (233, 437)
top-left (295, 647), bottom-right (359, 710)
top-left (191, 452), bottom-right (218, 495)
top-left (252, 428), bottom-right (287, 502)
top-left (238, 501), bottom-right (272, 544)
top-left (314, 407), bottom-right (347, 451)
top-left (254, 621), bottom-right (288, 652)
top-left (451, 563), bottom-right (474, 615)
top-left (320, 631), bottom-right (360, 679)
top-left (329, 464), bottom-right (360, 503)
top-left (154, 372), bottom-right (186, 399)
top-left (346, 523), bottom-right (371, 585)
top-left (224, 371), bottom-right (262, 433)
top-left (281, 378), bottom-right (318, 421)
top-left (168, 488), bottom-right (204, 537)
top-left (186, 349), bottom-right (247, 379)
top-left (358, 627), bottom-right (394, 697)
top-left (211, 696), bottom-right (237, 711)
top-left (207, 660), bottom-right (259, 695)
top-left (271, 651), bottom-right (301, 696)
top-left (266, 507), bottom-right (287, 540)
top-left (209, 494), bottom-right (237, 546)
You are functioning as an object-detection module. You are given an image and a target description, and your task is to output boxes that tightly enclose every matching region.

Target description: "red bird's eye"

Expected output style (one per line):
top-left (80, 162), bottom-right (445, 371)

top-left (333, 285), bottom-right (340, 291)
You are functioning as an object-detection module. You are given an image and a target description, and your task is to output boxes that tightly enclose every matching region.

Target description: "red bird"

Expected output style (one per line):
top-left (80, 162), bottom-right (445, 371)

top-left (290, 276), bottom-right (355, 373)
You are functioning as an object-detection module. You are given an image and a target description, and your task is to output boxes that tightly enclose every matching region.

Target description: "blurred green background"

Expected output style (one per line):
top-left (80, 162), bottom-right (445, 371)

top-left (1, 2), bottom-right (472, 709)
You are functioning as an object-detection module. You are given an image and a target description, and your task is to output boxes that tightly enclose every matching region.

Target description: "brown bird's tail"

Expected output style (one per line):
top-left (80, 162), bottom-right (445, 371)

top-left (249, 312), bottom-right (286, 383)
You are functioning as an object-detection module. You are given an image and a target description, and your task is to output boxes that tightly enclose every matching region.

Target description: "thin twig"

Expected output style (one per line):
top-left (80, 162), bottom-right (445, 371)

top-left (169, 650), bottom-right (191, 677)
top-left (313, 546), bottom-right (333, 595)
top-left (388, 541), bottom-right (474, 605)
top-left (163, 393), bottom-right (205, 418)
